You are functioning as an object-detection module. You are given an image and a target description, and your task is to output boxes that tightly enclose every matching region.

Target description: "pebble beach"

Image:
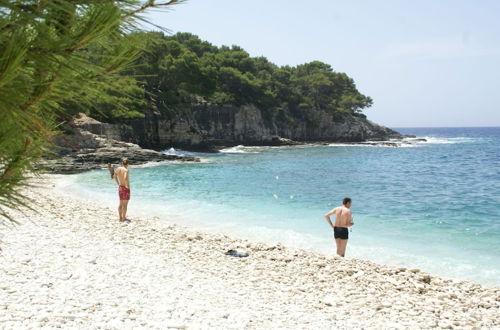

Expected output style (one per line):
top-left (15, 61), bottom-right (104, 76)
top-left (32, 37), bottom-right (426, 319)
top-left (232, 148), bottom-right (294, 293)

top-left (0, 176), bottom-right (499, 329)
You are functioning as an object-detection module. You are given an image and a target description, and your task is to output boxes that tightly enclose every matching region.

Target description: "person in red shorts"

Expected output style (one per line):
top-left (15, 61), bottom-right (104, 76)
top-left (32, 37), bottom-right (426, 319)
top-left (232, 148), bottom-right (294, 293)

top-left (108, 158), bottom-right (131, 222)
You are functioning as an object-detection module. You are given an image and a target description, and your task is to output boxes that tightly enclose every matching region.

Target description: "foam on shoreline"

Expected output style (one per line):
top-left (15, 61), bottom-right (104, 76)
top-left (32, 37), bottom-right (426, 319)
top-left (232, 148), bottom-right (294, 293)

top-left (0, 175), bottom-right (498, 328)
top-left (56, 170), bottom-right (500, 287)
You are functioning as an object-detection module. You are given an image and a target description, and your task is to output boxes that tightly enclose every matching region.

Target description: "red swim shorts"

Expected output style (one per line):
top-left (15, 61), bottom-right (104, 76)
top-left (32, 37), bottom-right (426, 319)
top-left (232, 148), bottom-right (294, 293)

top-left (118, 186), bottom-right (130, 200)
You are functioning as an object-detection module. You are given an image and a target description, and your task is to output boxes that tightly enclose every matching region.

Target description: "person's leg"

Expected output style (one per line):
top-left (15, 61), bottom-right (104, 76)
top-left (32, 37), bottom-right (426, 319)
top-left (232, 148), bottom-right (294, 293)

top-left (338, 239), bottom-right (348, 257)
top-left (335, 238), bottom-right (342, 256)
top-left (123, 200), bottom-right (129, 220)
top-left (118, 200), bottom-right (125, 221)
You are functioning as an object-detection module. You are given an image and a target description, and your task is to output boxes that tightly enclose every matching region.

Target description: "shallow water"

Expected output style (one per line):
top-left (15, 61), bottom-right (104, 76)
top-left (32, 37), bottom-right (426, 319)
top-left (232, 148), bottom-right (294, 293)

top-left (61, 127), bottom-right (500, 286)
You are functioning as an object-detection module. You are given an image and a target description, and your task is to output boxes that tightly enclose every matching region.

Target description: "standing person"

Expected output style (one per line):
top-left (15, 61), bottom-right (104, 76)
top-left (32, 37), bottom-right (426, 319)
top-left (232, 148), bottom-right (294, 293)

top-left (109, 158), bottom-right (130, 222)
top-left (324, 197), bottom-right (354, 257)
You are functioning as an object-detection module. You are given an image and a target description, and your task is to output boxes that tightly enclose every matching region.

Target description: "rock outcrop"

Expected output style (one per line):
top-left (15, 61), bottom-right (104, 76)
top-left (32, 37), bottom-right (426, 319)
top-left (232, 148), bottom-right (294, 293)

top-left (44, 119), bottom-right (199, 173)
top-left (78, 104), bottom-right (404, 151)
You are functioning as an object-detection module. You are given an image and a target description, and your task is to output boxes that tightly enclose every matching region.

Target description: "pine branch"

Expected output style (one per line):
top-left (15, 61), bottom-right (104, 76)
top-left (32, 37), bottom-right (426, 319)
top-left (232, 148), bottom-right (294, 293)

top-left (0, 0), bottom-right (188, 224)
top-left (125, 0), bottom-right (184, 17)
top-left (0, 137), bottom-right (31, 181)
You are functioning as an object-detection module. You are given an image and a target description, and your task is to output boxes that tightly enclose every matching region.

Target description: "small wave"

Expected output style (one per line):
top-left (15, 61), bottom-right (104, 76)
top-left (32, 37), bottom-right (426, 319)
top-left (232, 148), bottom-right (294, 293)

top-left (327, 142), bottom-right (419, 148)
top-left (246, 145), bottom-right (314, 151)
top-left (161, 147), bottom-right (202, 157)
top-left (327, 136), bottom-right (479, 148)
top-left (422, 137), bottom-right (479, 144)
top-left (197, 158), bottom-right (217, 163)
top-left (133, 160), bottom-right (189, 168)
top-left (219, 145), bottom-right (259, 154)
top-left (161, 147), bottom-right (211, 160)
top-left (328, 143), bottom-right (377, 147)
top-left (162, 147), bottom-right (184, 156)
top-left (134, 157), bottom-right (215, 167)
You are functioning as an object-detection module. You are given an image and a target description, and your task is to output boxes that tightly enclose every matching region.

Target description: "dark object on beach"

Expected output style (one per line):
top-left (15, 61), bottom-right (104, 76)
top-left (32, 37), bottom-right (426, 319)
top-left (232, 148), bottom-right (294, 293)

top-left (225, 249), bottom-right (249, 258)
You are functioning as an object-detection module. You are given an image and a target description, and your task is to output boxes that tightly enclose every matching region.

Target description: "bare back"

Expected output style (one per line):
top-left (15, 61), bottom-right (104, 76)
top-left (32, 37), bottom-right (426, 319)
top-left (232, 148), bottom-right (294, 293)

top-left (114, 167), bottom-right (129, 188)
top-left (333, 206), bottom-right (352, 227)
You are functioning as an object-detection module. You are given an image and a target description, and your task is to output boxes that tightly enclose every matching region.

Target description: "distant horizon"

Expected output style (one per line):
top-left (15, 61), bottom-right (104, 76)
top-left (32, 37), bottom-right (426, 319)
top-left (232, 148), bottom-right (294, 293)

top-left (147, 0), bottom-right (500, 128)
top-left (391, 125), bottom-right (500, 128)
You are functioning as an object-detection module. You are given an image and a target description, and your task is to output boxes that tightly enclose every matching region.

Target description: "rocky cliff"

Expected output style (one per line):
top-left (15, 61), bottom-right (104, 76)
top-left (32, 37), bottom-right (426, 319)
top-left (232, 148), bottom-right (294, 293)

top-left (78, 104), bottom-right (403, 151)
top-left (44, 119), bottom-right (199, 173)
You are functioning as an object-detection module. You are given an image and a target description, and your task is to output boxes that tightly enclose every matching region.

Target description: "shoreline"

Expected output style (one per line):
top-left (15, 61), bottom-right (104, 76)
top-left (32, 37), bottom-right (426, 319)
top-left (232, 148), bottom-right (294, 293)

top-left (168, 136), bottom-right (426, 154)
top-left (1, 176), bottom-right (499, 328)
top-left (47, 114), bottom-right (423, 174)
top-left (54, 171), bottom-right (500, 288)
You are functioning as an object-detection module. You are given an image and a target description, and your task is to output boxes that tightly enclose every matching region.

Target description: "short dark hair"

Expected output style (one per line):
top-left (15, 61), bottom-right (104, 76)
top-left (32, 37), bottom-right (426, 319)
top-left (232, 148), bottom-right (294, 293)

top-left (121, 157), bottom-right (129, 166)
top-left (343, 197), bottom-right (352, 205)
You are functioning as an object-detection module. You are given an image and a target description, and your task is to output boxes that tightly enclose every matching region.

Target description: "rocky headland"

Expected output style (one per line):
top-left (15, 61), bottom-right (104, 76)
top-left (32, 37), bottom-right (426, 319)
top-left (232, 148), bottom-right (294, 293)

top-left (44, 114), bottom-right (200, 173)
top-left (77, 104), bottom-right (409, 151)
top-left (46, 105), bottom-right (422, 172)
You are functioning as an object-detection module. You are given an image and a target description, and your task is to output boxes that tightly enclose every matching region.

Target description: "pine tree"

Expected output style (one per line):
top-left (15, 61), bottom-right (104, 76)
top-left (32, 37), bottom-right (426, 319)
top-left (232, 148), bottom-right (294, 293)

top-left (0, 0), bottom-right (183, 223)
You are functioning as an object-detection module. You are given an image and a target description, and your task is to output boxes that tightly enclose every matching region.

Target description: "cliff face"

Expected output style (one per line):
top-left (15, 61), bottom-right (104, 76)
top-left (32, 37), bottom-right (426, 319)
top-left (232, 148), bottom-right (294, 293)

top-left (46, 120), bottom-right (199, 173)
top-left (79, 104), bottom-right (401, 151)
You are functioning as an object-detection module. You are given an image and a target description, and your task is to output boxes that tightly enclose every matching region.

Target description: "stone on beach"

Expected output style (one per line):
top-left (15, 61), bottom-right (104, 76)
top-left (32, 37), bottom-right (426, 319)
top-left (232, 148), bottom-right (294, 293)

top-left (0, 176), bottom-right (499, 329)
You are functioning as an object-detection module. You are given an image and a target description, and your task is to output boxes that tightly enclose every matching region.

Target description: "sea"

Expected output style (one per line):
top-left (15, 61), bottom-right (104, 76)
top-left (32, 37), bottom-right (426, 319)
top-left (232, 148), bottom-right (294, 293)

top-left (58, 127), bottom-right (500, 286)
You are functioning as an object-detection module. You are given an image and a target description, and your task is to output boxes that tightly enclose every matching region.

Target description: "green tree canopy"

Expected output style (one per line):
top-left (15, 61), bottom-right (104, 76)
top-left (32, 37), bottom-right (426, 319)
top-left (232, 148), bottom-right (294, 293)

top-left (0, 7), bottom-right (373, 223)
top-left (119, 31), bottom-right (373, 122)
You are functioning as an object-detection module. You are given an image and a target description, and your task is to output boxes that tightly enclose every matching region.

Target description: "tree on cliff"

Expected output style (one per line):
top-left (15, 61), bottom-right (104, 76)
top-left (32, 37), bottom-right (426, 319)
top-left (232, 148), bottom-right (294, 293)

top-left (0, 0), bottom-right (183, 223)
top-left (115, 31), bottom-right (373, 123)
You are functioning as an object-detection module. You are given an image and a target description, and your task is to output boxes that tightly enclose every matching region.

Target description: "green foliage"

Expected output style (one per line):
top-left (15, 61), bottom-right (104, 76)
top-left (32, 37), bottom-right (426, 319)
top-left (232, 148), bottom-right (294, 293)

top-left (0, 2), bottom-right (373, 224)
top-left (61, 72), bottom-right (147, 122)
top-left (0, 0), bottom-right (183, 223)
top-left (125, 32), bottom-right (373, 121)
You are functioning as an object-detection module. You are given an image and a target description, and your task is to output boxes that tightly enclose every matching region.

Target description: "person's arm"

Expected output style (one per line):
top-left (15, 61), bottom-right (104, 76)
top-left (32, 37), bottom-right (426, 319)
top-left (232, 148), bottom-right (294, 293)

top-left (324, 207), bottom-right (337, 229)
top-left (124, 169), bottom-right (129, 189)
top-left (347, 209), bottom-right (354, 227)
top-left (113, 168), bottom-right (120, 185)
top-left (107, 163), bottom-right (114, 179)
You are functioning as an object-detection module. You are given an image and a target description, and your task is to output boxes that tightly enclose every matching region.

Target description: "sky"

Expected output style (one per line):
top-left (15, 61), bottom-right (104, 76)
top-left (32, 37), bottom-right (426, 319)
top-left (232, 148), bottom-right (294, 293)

top-left (146, 0), bottom-right (500, 127)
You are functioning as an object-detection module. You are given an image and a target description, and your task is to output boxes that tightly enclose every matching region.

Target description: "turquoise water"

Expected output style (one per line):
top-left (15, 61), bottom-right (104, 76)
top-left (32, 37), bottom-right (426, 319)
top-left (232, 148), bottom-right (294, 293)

top-left (62, 127), bottom-right (500, 286)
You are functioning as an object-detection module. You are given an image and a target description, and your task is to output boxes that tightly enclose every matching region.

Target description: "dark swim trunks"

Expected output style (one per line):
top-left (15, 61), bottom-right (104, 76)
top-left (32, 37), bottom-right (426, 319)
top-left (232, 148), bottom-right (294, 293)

top-left (118, 186), bottom-right (130, 201)
top-left (334, 227), bottom-right (349, 240)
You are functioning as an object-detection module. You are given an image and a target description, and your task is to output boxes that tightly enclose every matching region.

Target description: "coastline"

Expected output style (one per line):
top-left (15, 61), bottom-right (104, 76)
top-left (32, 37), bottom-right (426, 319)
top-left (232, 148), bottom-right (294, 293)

top-left (1, 176), bottom-right (499, 329)
top-left (44, 112), bottom-right (423, 175)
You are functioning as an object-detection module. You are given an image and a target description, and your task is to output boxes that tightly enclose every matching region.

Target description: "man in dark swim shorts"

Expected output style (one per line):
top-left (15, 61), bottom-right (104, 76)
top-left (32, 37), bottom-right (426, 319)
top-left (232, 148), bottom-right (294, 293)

top-left (333, 226), bottom-right (349, 240)
top-left (324, 197), bottom-right (354, 257)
